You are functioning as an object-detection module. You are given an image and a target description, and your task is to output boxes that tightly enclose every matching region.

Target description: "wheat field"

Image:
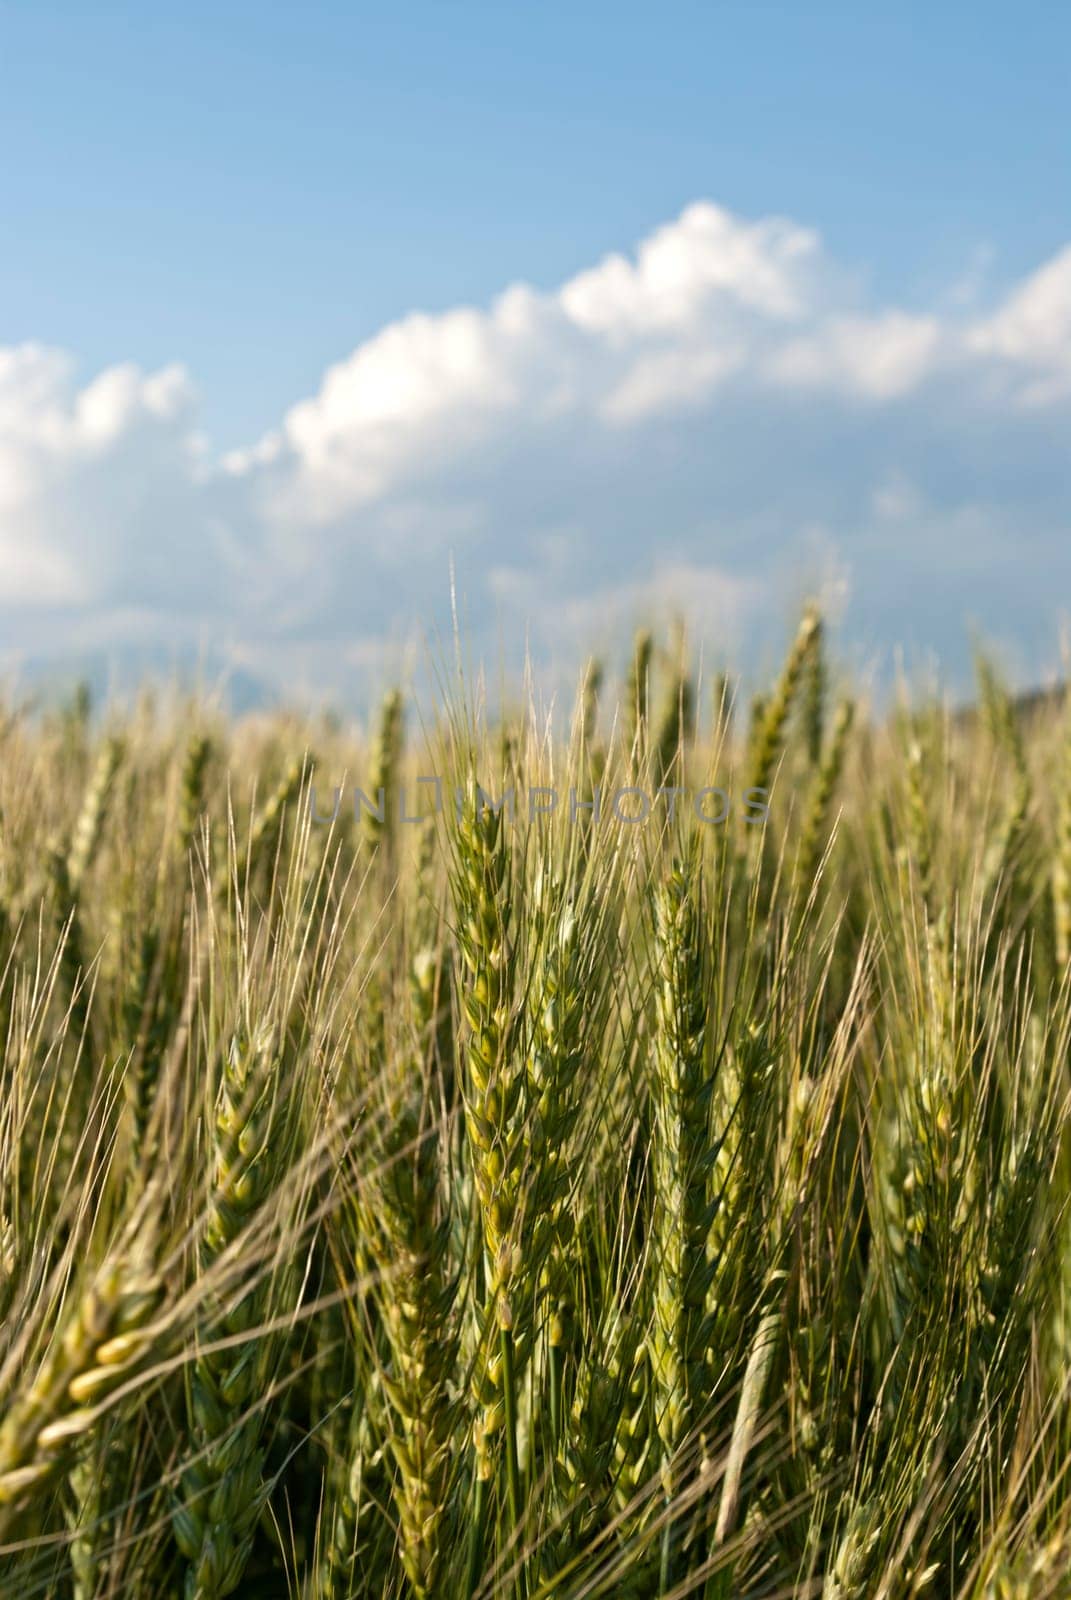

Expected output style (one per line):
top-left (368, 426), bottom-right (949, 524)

top-left (2, 613), bottom-right (1071, 1598)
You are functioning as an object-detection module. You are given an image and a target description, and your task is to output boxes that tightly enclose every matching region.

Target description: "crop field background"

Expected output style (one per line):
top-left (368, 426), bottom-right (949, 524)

top-left (2, 610), bottom-right (1071, 1599)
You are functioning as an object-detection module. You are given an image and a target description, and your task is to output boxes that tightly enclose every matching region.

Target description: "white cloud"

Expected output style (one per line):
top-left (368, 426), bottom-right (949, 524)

top-left (601, 343), bottom-right (746, 423)
top-left (231, 202), bottom-right (832, 528)
top-left (558, 202), bottom-right (820, 333)
top-left (0, 347), bottom-right (219, 630)
top-left (767, 313), bottom-right (944, 399)
top-left (967, 244), bottom-right (1071, 403)
top-left (0, 201), bottom-right (1069, 699)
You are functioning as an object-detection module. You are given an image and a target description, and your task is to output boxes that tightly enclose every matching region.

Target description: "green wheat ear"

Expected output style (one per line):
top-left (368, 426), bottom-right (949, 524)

top-left (974, 659), bottom-right (1033, 917)
top-left (451, 787), bottom-right (523, 1368)
top-left (1054, 690), bottom-right (1071, 967)
top-left (234, 755), bottom-right (305, 904)
top-left (626, 628), bottom-right (653, 763)
top-left (749, 605), bottom-right (821, 795)
top-left (178, 731), bottom-right (213, 857)
top-left (649, 853), bottom-right (715, 1589)
top-left (902, 726), bottom-right (934, 912)
top-left (801, 606), bottom-right (826, 767)
top-left (524, 873), bottom-right (588, 1453)
top-left (355, 929), bottom-right (458, 1598)
top-left (822, 1497), bottom-right (883, 1600)
top-left (609, 1316), bottom-right (655, 1520)
top-left (653, 626), bottom-right (695, 784)
top-left (0, 1247), bottom-right (163, 1538)
top-left (48, 839), bottom-right (92, 1050)
top-left (450, 779), bottom-right (535, 1595)
top-left (68, 733), bottom-right (124, 891)
top-left (579, 657), bottom-right (606, 795)
top-left (797, 697), bottom-right (855, 888)
top-left (711, 671), bottom-right (733, 738)
top-left (364, 688), bottom-right (405, 859)
top-left (174, 1023), bottom-right (292, 1600)
top-left (580, 657), bottom-right (603, 749)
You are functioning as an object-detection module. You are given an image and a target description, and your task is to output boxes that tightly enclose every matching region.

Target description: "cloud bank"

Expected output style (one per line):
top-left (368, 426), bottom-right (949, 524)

top-left (2, 201), bottom-right (1069, 703)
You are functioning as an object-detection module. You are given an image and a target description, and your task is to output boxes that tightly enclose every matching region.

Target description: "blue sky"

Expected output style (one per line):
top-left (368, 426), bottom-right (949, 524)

top-left (4, 2), bottom-right (1067, 445)
top-left (0, 2), bottom-right (1069, 702)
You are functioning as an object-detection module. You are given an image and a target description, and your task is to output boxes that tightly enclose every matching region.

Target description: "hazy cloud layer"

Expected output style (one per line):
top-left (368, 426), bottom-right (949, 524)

top-left (2, 201), bottom-right (1069, 704)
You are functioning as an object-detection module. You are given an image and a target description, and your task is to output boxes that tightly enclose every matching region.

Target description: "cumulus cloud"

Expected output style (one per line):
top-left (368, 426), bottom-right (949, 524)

top-left (0, 346), bottom-right (220, 623)
top-left (558, 204), bottom-right (821, 332)
top-left (766, 313), bottom-right (944, 399)
top-left (1, 200), bottom-right (1069, 701)
top-left (967, 245), bottom-right (1071, 404)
